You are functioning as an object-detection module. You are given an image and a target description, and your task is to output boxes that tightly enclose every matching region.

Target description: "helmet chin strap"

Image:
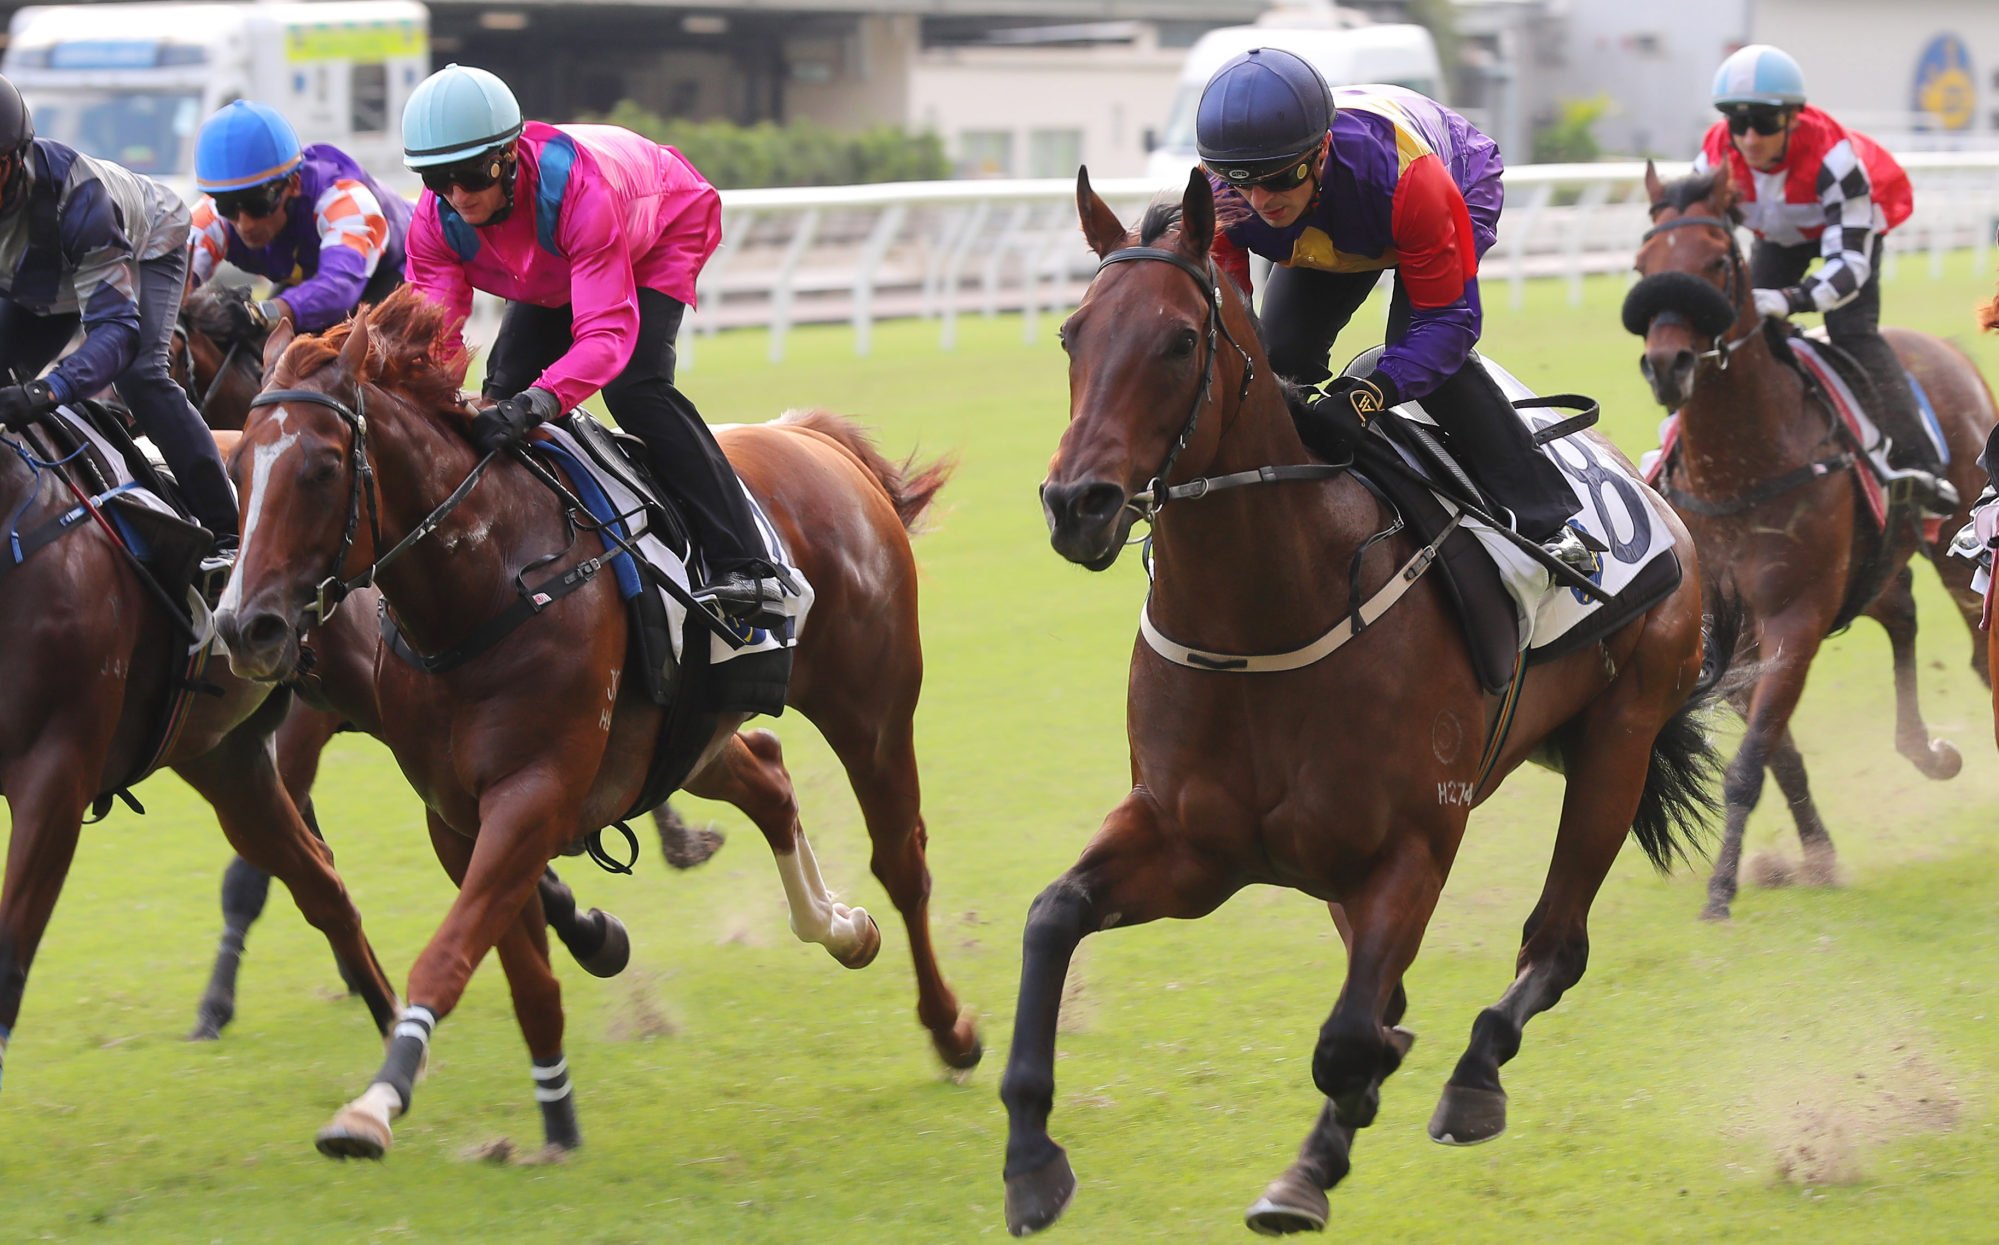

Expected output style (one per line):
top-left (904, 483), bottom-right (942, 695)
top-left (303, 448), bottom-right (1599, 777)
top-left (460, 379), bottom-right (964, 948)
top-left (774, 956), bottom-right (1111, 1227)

top-left (482, 148), bottom-right (521, 226)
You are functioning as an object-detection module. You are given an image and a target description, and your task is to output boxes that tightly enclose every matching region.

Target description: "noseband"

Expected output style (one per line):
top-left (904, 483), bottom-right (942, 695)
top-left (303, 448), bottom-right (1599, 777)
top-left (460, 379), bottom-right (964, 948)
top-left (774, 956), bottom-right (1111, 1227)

top-left (247, 385), bottom-right (496, 623)
top-left (1090, 246), bottom-right (1256, 518)
top-left (1638, 212), bottom-right (1753, 368)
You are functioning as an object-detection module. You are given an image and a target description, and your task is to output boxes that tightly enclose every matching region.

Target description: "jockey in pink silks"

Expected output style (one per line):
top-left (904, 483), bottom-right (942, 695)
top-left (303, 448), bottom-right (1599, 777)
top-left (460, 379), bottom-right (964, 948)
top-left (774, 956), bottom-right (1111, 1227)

top-left (401, 63), bottom-right (783, 621)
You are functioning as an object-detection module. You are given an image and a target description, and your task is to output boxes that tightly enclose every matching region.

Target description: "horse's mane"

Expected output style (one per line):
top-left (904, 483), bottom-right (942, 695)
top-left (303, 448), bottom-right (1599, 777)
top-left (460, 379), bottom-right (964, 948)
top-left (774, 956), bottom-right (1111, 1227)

top-left (1138, 200), bottom-right (1181, 245)
top-left (274, 285), bottom-right (473, 417)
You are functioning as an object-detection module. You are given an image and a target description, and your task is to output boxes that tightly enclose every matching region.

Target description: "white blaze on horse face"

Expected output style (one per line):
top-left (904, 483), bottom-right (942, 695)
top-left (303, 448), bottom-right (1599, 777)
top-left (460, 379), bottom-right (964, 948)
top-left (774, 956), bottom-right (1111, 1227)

top-left (217, 423), bottom-right (301, 616)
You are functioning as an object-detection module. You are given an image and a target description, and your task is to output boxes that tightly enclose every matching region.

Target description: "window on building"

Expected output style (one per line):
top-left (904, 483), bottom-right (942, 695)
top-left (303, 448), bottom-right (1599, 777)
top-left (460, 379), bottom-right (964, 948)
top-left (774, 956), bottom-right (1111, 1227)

top-left (352, 63), bottom-right (388, 134)
top-left (960, 130), bottom-right (1013, 178)
top-left (1027, 128), bottom-right (1082, 179)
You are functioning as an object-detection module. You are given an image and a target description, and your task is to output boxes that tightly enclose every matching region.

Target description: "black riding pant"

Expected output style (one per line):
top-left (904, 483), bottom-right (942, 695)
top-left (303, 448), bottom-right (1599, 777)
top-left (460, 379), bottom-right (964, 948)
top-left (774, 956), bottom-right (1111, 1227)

top-left (0, 247), bottom-right (238, 537)
top-left (1262, 264), bottom-right (1578, 541)
top-left (1750, 237), bottom-right (1936, 474)
top-left (483, 288), bottom-right (764, 575)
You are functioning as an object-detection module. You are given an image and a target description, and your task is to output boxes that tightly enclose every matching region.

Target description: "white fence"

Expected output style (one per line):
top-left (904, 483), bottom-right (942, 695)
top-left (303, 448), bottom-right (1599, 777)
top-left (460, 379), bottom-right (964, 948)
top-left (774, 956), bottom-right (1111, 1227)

top-left (472, 152), bottom-right (1999, 366)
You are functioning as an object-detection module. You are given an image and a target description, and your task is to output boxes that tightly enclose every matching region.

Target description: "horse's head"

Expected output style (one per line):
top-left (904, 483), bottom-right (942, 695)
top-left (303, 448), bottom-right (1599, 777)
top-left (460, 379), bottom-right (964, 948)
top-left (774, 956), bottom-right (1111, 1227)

top-left (174, 285), bottom-right (271, 431)
top-left (216, 288), bottom-right (472, 681)
top-left (1624, 160), bottom-right (1753, 409)
top-left (1042, 166), bottom-right (1261, 569)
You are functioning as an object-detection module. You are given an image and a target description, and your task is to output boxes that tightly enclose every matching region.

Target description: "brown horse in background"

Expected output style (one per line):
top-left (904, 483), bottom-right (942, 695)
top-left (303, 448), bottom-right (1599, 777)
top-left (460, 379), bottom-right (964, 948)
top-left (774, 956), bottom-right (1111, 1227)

top-left (214, 287), bottom-right (979, 1161)
top-left (0, 407), bottom-right (402, 1096)
top-left (170, 285), bottom-right (266, 432)
top-left (1000, 168), bottom-right (1729, 1236)
top-left (1629, 162), bottom-right (1994, 920)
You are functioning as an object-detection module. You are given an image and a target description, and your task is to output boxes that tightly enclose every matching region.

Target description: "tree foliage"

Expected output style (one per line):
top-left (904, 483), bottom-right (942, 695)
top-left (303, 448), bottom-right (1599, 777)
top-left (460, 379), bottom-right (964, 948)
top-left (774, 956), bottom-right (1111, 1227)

top-left (587, 101), bottom-right (951, 189)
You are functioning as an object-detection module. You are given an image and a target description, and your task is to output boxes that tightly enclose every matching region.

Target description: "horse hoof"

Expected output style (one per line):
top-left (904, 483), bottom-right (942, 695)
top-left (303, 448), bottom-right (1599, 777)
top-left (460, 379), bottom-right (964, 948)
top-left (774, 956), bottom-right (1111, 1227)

top-left (1924, 740), bottom-right (1963, 781)
top-left (577, 910), bottom-right (631, 978)
top-left (1428, 1084), bottom-right (1507, 1146)
top-left (187, 996), bottom-right (232, 1042)
top-left (836, 913), bottom-right (882, 970)
top-left (935, 1010), bottom-right (984, 1072)
top-left (1245, 1172), bottom-right (1328, 1235)
top-left (315, 1108), bottom-right (391, 1161)
top-left (1004, 1149), bottom-right (1076, 1237)
top-left (1385, 1024), bottom-right (1417, 1059)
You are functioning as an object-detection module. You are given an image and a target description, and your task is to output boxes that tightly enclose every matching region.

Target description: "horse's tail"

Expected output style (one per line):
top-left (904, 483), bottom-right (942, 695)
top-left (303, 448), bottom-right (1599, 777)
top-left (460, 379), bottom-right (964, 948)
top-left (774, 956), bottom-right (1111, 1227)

top-left (1630, 592), bottom-right (1747, 872)
top-left (774, 408), bottom-right (955, 531)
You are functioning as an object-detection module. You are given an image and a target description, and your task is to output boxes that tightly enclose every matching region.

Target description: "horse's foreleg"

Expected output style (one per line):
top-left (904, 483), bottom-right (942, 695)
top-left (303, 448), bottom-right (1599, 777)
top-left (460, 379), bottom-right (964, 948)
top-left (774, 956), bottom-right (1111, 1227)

top-left (820, 705), bottom-right (980, 1070)
top-left (998, 790), bottom-right (1236, 1237)
top-left (1766, 729), bottom-right (1836, 887)
top-left (315, 775), bottom-right (572, 1162)
top-left (0, 752), bottom-right (95, 1093)
top-left (684, 728), bottom-right (879, 968)
top-left (1706, 630), bottom-right (1818, 920)
top-left (1868, 565), bottom-right (1962, 780)
top-left (173, 735), bottom-right (398, 1035)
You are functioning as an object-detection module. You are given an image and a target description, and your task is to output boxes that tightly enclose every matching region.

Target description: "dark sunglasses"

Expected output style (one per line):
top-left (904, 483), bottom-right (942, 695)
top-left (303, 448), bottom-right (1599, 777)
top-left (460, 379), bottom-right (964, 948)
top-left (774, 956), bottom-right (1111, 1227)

top-left (420, 153), bottom-right (506, 197)
top-left (1206, 155), bottom-right (1316, 194)
top-left (213, 179), bottom-right (290, 220)
top-left (1723, 106), bottom-right (1789, 137)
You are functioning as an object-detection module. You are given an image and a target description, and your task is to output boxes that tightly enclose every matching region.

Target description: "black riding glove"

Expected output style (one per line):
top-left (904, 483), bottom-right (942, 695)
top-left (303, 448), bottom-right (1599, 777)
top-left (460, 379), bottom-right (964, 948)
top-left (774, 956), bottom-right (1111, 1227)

top-left (1294, 373), bottom-right (1397, 459)
top-left (470, 386), bottom-right (562, 455)
top-left (0, 379), bottom-right (59, 429)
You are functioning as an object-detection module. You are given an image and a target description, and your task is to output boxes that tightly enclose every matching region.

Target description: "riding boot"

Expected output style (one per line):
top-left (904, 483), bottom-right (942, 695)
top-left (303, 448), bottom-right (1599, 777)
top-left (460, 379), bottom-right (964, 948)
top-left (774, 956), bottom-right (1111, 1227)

top-left (1836, 329), bottom-right (1957, 516)
top-left (1422, 357), bottom-right (1581, 542)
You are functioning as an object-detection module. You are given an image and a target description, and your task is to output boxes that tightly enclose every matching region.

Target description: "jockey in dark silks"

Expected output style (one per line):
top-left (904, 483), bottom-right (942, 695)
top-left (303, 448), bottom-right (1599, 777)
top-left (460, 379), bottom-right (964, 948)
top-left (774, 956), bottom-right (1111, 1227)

top-left (401, 63), bottom-right (784, 623)
top-left (1195, 48), bottom-right (1591, 571)
top-left (185, 100), bottom-right (412, 337)
top-left (1693, 43), bottom-right (1955, 516)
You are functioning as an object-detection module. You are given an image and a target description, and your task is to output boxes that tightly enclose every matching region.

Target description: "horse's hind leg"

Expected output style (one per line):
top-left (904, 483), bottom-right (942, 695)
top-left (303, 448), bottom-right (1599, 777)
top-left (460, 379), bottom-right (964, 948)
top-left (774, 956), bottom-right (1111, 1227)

top-left (1707, 622), bottom-right (1820, 920)
top-left (1000, 791), bottom-right (1238, 1237)
top-left (816, 702), bottom-right (980, 1070)
top-left (1868, 565), bottom-right (1963, 780)
top-left (0, 751), bottom-right (96, 1093)
top-left (683, 729), bottom-right (880, 968)
top-left (318, 814), bottom-right (580, 1162)
top-left (1767, 729), bottom-right (1837, 887)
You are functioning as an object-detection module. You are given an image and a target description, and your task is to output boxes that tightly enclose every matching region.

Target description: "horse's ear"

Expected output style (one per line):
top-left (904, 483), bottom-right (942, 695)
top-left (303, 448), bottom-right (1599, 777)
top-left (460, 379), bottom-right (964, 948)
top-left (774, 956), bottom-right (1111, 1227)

top-left (1710, 160), bottom-right (1738, 213)
top-left (1643, 159), bottom-right (1664, 207)
top-left (339, 307), bottom-right (375, 383)
top-left (1179, 165), bottom-right (1216, 258)
top-left (261, 319), bottom-right (295, 380)
top-left (1077, 165), bottom-right (1126, 258)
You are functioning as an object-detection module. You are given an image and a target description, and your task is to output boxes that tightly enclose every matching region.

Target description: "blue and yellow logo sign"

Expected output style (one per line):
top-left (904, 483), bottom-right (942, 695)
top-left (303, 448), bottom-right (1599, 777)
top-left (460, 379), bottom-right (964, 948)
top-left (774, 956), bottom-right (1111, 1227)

top-left (1913, 33), bottom-right (1975, 131)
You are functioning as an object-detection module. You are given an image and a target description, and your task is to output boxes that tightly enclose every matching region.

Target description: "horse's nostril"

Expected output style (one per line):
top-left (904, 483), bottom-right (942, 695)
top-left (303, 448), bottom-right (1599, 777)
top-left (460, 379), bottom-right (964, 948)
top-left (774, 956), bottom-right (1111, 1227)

top-left (241, 612), bottom-right (291, 655)
top-left (1073, 483), bottom-right (1124, 524)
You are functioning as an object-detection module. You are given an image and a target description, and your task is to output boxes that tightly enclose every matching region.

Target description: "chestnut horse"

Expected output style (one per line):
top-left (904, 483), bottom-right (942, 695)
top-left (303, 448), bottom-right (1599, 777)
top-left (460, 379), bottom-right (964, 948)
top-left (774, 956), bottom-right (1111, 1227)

top-left (214, 286), bottom-right (979, 1160)
top-left (1628, 162), bottom-right (1994, 920)
top-left (1000, 169), bottom-right (1728, 1236)
top-left (0, 411), bottom-right (403, 1094)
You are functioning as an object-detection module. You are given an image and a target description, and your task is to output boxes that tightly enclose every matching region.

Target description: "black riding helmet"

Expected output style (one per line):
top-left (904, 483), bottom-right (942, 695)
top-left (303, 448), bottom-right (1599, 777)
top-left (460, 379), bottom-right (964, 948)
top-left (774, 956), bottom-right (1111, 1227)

top-left (0, 74), bottom-right (34, 155)
top-left (1195, 47), bottom-right (1335, 185)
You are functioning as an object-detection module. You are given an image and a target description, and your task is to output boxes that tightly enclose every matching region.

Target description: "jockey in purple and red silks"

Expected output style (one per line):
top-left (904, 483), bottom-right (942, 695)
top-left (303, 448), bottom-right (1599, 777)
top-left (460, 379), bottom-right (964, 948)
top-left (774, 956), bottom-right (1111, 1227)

top-left (401, 63), bottom-right (783, 621)
top-left (1197, 48), bottom-right (1589, 570)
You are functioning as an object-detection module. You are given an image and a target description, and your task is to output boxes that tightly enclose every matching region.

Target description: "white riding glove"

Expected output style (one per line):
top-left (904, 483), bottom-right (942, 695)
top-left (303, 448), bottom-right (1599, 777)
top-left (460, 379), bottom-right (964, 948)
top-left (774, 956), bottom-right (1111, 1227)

top-left (1752, 288), bottom-right (1793, 320)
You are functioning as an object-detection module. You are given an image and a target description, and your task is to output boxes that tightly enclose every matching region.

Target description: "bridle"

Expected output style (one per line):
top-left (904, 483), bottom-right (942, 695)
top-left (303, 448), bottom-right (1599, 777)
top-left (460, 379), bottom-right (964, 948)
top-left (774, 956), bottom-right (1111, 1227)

top-left (246, 384), bottom-right (497, 623)
top-left (1638, 211), bottom-right (1755, 369)
top-left (174, 315), bottom-right (253, 414)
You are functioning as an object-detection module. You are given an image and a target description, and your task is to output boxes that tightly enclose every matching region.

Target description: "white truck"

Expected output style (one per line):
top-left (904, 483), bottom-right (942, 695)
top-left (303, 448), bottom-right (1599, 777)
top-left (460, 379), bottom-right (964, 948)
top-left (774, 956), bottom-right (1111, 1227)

top-left (1147, 9), bottom-right (1444, 182)
top-left (2, 1), bottom-right (429, 200)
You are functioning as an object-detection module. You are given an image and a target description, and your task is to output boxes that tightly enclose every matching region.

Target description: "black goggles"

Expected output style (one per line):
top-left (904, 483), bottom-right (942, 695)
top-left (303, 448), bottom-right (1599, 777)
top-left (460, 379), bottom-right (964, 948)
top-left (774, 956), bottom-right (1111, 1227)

top-left (1723, 105), bottom-right (1789, 137)
top-left (213, 178), bottom-right (290, 220)
top-left (419, 152), bottom-right (507, 196)
top-left (1206, 154), bottom-right (1316, 193)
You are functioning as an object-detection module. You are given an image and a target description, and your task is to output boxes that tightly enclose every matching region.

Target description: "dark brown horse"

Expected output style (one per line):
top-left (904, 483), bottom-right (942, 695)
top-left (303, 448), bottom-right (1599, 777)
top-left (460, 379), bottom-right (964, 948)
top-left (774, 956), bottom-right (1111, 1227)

top-left (214, 286), bottom-right (979, 1160)
top-left (170, 285), bottom-right (267, 431)
top-left (1629, 162), bottom-right (1994, 920)
top-left (1000, 169), bottom-right (1727, 1236)
top-left (0, 410), bottom-right (403, 1095)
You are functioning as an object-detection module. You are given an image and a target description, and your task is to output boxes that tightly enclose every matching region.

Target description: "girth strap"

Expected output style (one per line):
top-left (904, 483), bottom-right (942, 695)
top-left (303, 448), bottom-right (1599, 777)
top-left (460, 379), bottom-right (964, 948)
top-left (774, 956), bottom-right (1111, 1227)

top-left (1661, 452), bottom-right (1853, 517)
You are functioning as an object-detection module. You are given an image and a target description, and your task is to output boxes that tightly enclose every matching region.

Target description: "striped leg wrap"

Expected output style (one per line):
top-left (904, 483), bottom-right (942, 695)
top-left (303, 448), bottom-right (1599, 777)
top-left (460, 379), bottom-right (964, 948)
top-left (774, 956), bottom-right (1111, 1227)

top-left (376, 1005), bottom-right (436, 1112)
top-left (533, 1051), bottom-right (581, 1150)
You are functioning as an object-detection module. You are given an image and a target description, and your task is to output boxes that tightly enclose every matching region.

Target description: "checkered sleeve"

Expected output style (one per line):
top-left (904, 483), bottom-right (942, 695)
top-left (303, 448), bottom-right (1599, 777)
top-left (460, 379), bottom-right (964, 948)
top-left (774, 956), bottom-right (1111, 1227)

top-left (284, 178), bottom-right (389, 330)
top-left (1791, 139), bottom-right (1875, 314)
top-left (186, 196), bottom-right (230, 287)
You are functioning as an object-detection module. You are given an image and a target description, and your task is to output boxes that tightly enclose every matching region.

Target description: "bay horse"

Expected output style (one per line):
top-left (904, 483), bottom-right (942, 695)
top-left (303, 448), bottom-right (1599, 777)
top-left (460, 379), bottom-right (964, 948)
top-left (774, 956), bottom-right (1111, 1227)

top-left (170, 284), bottom-right (267, 432)
top-left (213, 285), bottom-right (979, 1161)
top-left (0, 406), bottom-right (403, 1095)
top-left (1628, 162), bottom-right (1994, 920)
top-left (1000, 168), bottom-right (1727, 1236)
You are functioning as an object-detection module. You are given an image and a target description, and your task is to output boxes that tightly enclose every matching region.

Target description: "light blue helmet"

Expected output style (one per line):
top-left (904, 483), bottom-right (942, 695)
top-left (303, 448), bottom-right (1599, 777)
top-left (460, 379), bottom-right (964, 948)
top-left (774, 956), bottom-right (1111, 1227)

top-left (1712, 45), bottom-right (1807, 109)
top-left (402, 63), bottom-right (523, 169)
top-left (195, 100), bottom-right (303, 193)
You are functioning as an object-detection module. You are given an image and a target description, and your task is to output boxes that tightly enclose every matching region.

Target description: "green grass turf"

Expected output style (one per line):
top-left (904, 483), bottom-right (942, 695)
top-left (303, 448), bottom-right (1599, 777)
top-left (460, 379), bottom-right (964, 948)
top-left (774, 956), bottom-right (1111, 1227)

top-left (4, 254), bottom-right (1999, 1242)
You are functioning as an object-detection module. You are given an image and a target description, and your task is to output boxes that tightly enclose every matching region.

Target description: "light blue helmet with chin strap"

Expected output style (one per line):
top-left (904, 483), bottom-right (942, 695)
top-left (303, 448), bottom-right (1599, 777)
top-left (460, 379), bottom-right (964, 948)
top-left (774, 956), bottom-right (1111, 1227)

top-left (1712, 44), bottom-right (1807, 109)
top-left (402, 63), bottom-right (523, 168)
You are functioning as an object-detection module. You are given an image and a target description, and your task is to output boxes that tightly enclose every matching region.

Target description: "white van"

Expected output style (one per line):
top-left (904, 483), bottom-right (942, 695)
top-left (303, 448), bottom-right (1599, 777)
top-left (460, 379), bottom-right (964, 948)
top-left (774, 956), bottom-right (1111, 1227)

top-left (3, 1), bottom-right (429, 200)
top-left (1147, 14), bottom-right (1443, 181)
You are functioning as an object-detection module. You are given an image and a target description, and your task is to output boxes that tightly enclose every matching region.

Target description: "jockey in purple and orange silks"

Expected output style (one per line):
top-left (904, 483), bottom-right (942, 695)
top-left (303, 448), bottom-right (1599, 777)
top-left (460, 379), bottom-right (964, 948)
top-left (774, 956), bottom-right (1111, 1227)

top-left (1197, 48), bottom-right (1589, 570)
top-left (401, 64), bottom-right (783, 621)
